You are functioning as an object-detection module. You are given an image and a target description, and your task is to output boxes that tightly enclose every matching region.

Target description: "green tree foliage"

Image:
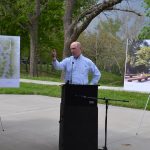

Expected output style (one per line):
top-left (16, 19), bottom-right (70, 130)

top-left (144, 0), bottom-right (150, 17)
top-left (126, 40), bottom-right (150, 74)
top-left (135, 46), bottom-right (150, 67)
top-left (73, 0), bottom-right (98, 17)
top-left (38, 0), bottom-right (64, 63)
top-left (138, 0), bottom-right (150, 39)
top-left (0, 0), bottom-right (64, 67)
top-left (79, 18), bottom-right (125, 75)
top-left (0, 0), bottom-right (35, 59)
top-left (127, 40), bottom-right (143, 67)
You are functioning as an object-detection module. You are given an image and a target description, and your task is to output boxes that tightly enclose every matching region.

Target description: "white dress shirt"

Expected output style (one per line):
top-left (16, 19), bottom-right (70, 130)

top-left (53, 54), bottom-right (101, 84)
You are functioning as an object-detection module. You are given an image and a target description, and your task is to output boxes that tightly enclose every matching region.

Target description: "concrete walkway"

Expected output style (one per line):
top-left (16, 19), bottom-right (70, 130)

top-left (0, 95), bottom-right (150, 150)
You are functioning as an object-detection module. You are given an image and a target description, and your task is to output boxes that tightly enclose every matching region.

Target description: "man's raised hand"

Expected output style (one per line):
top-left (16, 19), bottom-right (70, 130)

top-left (52, 49), bottom-right (57, 61)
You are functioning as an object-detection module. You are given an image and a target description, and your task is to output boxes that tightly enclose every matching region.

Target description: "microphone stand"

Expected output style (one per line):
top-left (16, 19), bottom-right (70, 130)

top-left (98, 97), bottom-right (129, 150)
top-left (70, 61), bottom-right (74, 84)
top-left (75, 95), bottom-right (129, 150)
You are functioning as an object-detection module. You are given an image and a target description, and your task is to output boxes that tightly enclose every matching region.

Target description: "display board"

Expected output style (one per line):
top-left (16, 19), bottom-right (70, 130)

top-left (0, 35), bottom-right (20, 87)
top-left (124, 39), bottom-right (150, 92)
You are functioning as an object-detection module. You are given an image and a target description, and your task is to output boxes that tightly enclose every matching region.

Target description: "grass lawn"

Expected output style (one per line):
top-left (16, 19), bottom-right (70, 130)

top-left (21, 70), bottom-right (124, 86)
top-left (100, 71), bottom-right (123, 86)
top-left (0, 83), bottom-right (149, 110)
top-left (21, 73), bottom-right (62, 82)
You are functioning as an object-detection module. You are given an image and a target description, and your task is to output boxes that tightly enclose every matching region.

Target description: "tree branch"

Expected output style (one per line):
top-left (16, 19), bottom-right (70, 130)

top-left (69, 0), bottom-right (142, 42)
top-left (106, 7), bottom-right (142, 16)
top-left (70, 0), bottom-right (123, 41)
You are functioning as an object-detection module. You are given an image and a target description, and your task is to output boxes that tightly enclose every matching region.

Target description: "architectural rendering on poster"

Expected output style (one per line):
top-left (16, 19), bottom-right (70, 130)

top-left (124, 39), bottom-right (150, 93)
top-left (0, 35), bottom-right (20, 88)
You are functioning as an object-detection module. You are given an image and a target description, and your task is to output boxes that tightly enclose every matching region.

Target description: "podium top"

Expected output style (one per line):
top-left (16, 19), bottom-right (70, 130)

top-left (61, 83), bottom-right (99, 87)
top-left (61, 83), bottom-right (98, 106)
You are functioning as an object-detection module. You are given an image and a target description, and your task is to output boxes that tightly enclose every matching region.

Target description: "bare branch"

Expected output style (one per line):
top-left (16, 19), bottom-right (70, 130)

top-left (102, 12), bottom-right (111, 20)
top-left (106, 7), bottom-right (142, 16)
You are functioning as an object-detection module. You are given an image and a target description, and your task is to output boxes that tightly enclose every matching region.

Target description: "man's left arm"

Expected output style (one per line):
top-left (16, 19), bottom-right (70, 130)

top-left (89, 62), bottom-right (101, 85)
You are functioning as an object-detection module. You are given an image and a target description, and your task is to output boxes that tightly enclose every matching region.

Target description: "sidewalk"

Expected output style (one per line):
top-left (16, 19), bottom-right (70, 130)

top-left (0, 95), bottom-right (150, 150)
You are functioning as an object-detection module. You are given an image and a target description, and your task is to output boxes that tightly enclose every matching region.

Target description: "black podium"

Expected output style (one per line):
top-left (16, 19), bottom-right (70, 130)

top-left (59, 84), bottom-right (98, 150)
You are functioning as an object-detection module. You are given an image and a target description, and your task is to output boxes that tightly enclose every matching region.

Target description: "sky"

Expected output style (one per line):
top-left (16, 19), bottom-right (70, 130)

top-left (87, 0), bottom-right (147, 32)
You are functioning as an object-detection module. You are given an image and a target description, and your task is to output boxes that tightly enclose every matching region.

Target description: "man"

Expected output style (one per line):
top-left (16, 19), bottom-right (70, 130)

top-left (52, 41), bottom-right (101, 84)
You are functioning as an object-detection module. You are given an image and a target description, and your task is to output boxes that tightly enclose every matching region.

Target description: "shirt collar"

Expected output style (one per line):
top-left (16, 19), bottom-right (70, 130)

top-left (73, 54), bottom-right (82, 60)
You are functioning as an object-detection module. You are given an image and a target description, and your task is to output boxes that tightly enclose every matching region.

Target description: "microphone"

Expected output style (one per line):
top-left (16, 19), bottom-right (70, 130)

top-left (70, 61), bottom-right (74, 84)
top-left (75, 95), bottom-right (96, 100)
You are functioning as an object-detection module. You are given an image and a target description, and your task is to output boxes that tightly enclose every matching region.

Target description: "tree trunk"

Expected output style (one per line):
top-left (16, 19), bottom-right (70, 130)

top-left (63, 0), bottom-right (75, 58)
top-left (29, 0), bottom-right (40, 77)
top-left (29, 24), bottom-right (38, 76)
top-left (25, 61), bottom-right (28, 73)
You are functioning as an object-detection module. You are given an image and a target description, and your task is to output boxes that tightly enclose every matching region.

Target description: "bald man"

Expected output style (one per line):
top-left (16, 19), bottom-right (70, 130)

top-left (52, 41), bottom-right (101, 85)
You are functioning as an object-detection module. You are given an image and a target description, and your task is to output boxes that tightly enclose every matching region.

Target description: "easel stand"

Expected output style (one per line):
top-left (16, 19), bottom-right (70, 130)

top-left (98, 97), bottom-right (129, 150)
top-left (136, 94), bottom-right (150, 135)
top-left (0, 116), bottom-right (4, 132)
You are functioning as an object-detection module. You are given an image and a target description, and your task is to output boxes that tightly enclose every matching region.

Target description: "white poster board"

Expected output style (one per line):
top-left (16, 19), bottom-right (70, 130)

top-left (0, 35), bottom-right (20, 87)
top-left (124, 39), bottom-right (150, 93)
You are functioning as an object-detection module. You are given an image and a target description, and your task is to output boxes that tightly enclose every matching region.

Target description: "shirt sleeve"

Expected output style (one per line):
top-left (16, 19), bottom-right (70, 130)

top-left (52, 58), bottom-right (68, 70)
top-left (89, 61), bottom-right (101, 85)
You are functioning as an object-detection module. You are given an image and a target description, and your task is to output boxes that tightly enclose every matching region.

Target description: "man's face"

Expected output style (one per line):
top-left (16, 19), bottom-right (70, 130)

top-left (70, 43), bottom-right (81, 57)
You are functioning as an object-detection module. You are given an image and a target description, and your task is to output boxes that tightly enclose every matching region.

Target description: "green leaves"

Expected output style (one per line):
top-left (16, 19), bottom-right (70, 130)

top-left (138, 0), bottom-right (150, 39)
top-left (135, 46), bottom-right (150, 67)
top-left (73, 0), bottom-right (98, 18)
top-left (79, 18), bottom-right (125, 75)
top-left (39, 0), bottom-right (64, 62)
top-left (144, 0), bottom-right (150, 17)
top-left (138, 26), bottom-right (150, 40)
top-left (0, 0), bottom-right (64, 64)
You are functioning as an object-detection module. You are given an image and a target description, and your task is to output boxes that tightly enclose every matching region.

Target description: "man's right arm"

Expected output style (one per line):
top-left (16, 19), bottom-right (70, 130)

top-left (51, 49), bottom-right (67, 70)
top-left (52, 59), bottom-right (67, 70)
